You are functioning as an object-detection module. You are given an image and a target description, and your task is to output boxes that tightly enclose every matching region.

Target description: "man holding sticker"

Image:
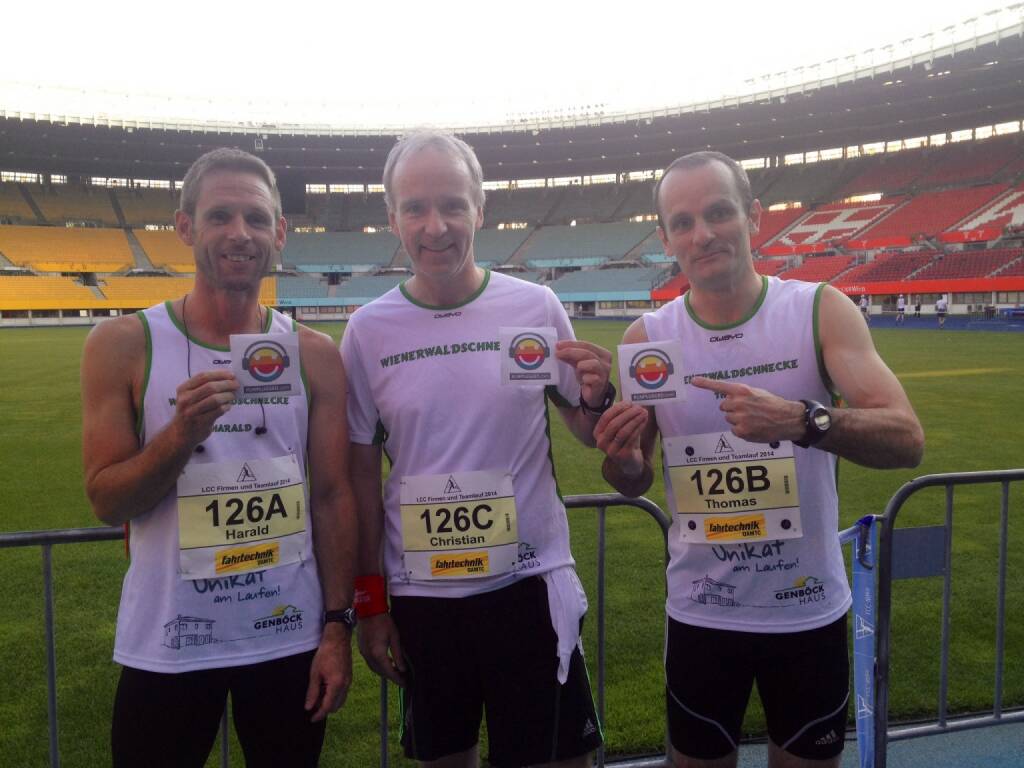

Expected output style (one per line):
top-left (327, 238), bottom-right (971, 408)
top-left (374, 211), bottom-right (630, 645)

top-left (81, 148), bottom-right (357, 767)
top-left (341, 129), bottom-right (611, 768)
top-left (595, 151), bottom-right (923, 768)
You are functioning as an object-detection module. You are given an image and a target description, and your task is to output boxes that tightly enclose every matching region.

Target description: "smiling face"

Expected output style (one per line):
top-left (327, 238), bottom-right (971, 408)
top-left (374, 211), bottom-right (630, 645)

top-left (656, 159), bottom-right (761, 291)
top-left (387, 146), bottom-right (483, 295)
top-left (175, 170), bottom-right (286, 295)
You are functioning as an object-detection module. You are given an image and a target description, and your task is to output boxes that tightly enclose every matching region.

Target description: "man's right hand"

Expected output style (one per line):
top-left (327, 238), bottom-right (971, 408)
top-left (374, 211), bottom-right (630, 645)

top-left (594, 402), bottom-right (648, 475)
top-left (172, 370), bottom-right (239, 448)
top-left (357, 614), bottom-right (407, 687)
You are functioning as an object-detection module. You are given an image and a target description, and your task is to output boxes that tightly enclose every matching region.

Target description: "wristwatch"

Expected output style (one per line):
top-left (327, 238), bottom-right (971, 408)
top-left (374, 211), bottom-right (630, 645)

top-left (794, 399), bottom-right (832, 448)
top-left (580, 382), bottom-right (617, 416)
top-left (323, 607), bottom-right (357, 630)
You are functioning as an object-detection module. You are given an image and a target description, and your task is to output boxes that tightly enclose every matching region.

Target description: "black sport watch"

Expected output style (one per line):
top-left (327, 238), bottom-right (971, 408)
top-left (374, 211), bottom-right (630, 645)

top-left (324, 607), bottom-right (357, 630)
top-left (794, 399), bottom-right (832, 448)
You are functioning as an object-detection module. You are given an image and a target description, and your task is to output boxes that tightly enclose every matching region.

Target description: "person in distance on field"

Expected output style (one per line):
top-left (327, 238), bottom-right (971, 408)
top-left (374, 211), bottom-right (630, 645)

top-left (342, 129), bottom-right (610, 768)
top-left (81, 147), bottom-right (358, 767)
top-left (594, 151), bottom-right (923, 768)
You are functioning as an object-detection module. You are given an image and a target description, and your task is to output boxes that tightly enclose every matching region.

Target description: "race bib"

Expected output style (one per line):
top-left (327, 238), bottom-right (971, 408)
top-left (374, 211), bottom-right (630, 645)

top-left (664, 432), bottom-right (802, 543)
top-left (399, 470), bottom-right (518, 579)
top-left (177, 454), bottom-right (307, 579)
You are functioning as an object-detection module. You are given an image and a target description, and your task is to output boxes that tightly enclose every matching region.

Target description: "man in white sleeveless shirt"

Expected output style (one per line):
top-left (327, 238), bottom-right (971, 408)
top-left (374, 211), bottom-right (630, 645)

top-left (342, 131), bottom-right (612, 768)
top-left (595, 151), bottom-right (923, 768)
top-left (82, 148), bottom-right (358, 767)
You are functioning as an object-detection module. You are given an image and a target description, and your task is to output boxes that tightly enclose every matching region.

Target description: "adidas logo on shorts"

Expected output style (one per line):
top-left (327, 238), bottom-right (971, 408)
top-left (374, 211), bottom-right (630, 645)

top-left (582, 718), bottom-right (597, 738)
top-left (814, 729), bottom-right (839, 746)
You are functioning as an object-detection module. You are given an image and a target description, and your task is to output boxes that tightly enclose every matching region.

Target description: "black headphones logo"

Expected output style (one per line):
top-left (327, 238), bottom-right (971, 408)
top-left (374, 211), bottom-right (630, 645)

top-left (628, 348), bottom-right (674, 379)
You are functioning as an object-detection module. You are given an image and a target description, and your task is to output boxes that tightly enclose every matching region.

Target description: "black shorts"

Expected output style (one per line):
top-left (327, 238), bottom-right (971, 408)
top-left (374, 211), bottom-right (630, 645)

top-left (111, 650), bottom-right (325, 768)
top-left (665, 615), bottom-right (849, 761)
top-left (390, 576), bottom-right (603, 767)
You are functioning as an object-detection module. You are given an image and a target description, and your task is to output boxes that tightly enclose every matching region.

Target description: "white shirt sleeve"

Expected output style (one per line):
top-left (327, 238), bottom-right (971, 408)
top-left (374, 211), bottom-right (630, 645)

top-left (339, 318), bottom-right (380, 445)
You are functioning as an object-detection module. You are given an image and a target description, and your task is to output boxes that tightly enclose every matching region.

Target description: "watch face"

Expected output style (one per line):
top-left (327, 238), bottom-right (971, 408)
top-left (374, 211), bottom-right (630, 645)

top-left (812, 408), bottom-right (831, 431)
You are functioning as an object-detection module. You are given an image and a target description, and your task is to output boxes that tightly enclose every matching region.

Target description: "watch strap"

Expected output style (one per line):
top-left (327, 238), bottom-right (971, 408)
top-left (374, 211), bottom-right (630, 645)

top-left (794, 399), bottom-right (829, 448)
top-left (580, 381), bottom-right (616, 416)
top-left (324, 607), bottom-right (357, 629)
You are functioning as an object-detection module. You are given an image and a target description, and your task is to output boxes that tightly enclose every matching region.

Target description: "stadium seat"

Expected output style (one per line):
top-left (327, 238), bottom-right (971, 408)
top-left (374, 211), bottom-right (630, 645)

top-left (0, 226), bottom-right (133, 272)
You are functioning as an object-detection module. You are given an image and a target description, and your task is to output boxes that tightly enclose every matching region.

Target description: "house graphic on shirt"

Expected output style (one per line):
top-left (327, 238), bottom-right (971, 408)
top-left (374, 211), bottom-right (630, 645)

top-left (163, 615), bottom-right (216, 650)
top-left (690, 575), bottom-right (737, 606)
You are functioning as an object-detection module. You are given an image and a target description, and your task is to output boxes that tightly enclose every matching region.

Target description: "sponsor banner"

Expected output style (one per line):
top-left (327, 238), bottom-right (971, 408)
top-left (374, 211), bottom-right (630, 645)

top-left (230, 331), bottom-right (301, 396)
top-left (618, 340), bottom-right (685, 405)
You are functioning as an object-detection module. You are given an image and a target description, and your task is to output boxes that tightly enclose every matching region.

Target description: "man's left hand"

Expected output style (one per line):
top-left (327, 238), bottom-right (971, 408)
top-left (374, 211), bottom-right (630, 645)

top-left (555, 340), bottom-right (613, 409)
top-left (304, 628), bottom-right (353, 723)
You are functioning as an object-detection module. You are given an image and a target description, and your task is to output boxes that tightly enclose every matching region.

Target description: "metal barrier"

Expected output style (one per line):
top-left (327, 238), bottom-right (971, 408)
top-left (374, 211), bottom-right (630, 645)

top-left (9, 474), bottom-right (1022, 767)
top-left (0, 526), bottom-right (234, 768)
top-left (0, 494), bottom-right (671, 768)
top-left (374, 494), bottom-right (672, 768)
top-left (873, 469), bottom-right (1024, 768)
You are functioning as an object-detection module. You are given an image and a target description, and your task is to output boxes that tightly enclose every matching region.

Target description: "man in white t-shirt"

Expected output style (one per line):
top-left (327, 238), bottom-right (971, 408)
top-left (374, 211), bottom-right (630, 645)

top-left (342, 130), bottom-right (612, 768)
top-left (595, 151), bottom-right (923, 768)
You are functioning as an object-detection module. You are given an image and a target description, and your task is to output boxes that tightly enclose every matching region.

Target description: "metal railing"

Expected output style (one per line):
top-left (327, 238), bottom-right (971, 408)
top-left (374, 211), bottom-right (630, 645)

top-left (374, 494), bottom-right (672, 768)
top-left (873, 469), bottom-right (1024, 768)
top-left (0, 494), bottom-right (671, 768)
top-left (7, 473), bottom-right (1022, 767)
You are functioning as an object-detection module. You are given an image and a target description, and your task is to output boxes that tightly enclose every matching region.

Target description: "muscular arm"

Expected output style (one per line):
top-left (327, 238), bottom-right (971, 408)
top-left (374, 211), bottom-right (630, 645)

top-left (301, 327), bottom-right (358, 721)
top-left (595, 318), bottom-right (660, 497)
top-left (693, 286), bottom-right (924, 469)
top-left (815, 285), bottom-right (924, 468)
top-left (81, 315), bottom-right (238, 526)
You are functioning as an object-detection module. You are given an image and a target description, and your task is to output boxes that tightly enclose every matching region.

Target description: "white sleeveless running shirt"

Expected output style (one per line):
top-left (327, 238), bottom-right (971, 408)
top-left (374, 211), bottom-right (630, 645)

top-left (112, 301), bottom-right (323, 673)
top-left (644, 277), bottom-right (852, 633)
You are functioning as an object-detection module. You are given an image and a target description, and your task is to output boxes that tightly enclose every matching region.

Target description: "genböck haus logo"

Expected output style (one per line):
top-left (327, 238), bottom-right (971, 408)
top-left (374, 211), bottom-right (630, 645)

top-left (242, 341), bottom-right (290, 382)
top-left (508, 333), bottom-right (550, 370)
top-left (629, 349), bottom-right (674, 390)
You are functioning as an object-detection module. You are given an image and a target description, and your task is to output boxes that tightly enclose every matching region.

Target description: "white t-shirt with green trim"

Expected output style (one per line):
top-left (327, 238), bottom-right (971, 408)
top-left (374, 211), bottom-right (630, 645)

top-left (342, 270), bottom-right (583, 598)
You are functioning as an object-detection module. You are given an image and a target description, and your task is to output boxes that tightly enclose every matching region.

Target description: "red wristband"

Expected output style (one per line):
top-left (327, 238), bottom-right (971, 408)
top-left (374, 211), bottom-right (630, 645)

top-left (354, 574), bottom-right (388, 619)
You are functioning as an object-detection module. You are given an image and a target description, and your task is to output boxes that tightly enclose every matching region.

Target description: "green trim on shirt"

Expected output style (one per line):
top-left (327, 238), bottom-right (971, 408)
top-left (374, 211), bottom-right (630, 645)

top-left (683, 275), bottom-right (769, 330)
top-left (165, 299), bottom-right (273, 351)
top-left (399, 269), bottom-right (491, 310)
top-left (812, 283), bottom-right (839, 402)
top-left (136, 310), bottom-right (152, 437)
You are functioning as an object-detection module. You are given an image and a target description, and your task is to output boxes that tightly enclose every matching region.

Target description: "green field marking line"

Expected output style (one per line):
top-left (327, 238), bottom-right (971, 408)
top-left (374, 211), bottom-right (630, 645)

top-left (898, 367), bottom-right (1013, 379)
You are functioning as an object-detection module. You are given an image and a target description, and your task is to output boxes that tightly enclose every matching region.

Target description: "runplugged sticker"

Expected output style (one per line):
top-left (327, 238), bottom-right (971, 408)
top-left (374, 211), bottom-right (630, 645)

top-left (617, 340), bottom-right (685, 404)
top-left (230, 332), bottom-right (301, 396)
top-left (500, 327), bottom-right (559, 386)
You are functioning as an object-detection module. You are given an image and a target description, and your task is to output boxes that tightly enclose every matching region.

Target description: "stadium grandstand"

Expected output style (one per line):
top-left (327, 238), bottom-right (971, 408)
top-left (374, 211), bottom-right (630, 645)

top-left (2, 11), bottom-right (1024, 327)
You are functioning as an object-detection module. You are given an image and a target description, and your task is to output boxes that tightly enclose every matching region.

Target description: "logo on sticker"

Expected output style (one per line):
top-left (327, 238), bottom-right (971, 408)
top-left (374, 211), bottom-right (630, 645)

top-left (628, 349), bottom-right (674, 390)
top-left (215, 543), bottom-right (280, 574)
top-left (431, 552), bottom-right (489, 577)
top-left (242, 341), bottom-right (290, 383)
top-left (704, 514), bottom-right (766, 540)
top-left (508, 333), bottom-right (550, 370)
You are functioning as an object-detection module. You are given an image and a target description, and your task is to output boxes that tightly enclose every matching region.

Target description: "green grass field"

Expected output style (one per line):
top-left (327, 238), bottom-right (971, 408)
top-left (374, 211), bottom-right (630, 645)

top-left (0, 321), bottom-right (1021, 767)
